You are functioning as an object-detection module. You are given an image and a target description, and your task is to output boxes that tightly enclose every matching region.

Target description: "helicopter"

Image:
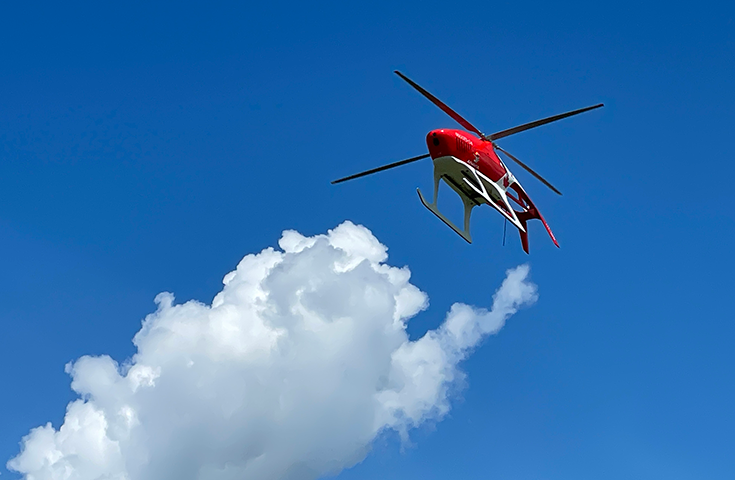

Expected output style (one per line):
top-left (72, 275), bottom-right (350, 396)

top-left (332, 71), bottom-right (603, 253)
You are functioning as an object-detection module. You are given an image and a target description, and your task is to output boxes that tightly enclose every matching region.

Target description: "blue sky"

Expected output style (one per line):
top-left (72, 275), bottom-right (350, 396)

top-left (1, 1), bottom-right (734, 479)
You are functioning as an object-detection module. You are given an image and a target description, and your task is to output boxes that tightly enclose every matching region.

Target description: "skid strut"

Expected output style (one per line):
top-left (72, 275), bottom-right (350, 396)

top-left (417, 166), bottom-right (477, 243)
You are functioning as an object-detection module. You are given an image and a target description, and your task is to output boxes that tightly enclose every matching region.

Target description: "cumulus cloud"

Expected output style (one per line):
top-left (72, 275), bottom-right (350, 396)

top-left (8, 221), bottom-right (537, 480)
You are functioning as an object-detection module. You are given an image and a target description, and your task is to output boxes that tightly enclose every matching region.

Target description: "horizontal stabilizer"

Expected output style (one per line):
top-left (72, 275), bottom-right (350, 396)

top-left (518, 219), bottom-right (530, 254)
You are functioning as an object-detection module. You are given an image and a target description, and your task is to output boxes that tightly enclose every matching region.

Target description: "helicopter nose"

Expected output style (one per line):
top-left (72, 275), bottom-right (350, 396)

top-left (426, 129), bottom-right (448, 157)
top-left (430, 131), bottom-right (441, 146)
top-left (427, 130), bottom-right (443, 146)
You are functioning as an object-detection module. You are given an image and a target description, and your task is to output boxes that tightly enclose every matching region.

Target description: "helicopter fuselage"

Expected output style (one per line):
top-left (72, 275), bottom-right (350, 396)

top-left (426, 129), bottom-right (506, 182)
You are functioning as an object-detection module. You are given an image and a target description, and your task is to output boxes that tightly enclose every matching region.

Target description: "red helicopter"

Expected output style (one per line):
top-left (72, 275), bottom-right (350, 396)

top-left (332, 71), bottom-right (603, 253)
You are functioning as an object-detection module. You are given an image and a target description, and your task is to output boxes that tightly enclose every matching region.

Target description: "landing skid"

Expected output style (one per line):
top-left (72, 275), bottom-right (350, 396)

top-left (417, 187), bottom-right (474, 243)
top-left (418, 155), bottom-right (520, 244)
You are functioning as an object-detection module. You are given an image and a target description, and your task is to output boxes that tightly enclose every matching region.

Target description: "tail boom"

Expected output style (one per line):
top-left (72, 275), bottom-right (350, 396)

top-left (509, 182), bottom-right (559, 254)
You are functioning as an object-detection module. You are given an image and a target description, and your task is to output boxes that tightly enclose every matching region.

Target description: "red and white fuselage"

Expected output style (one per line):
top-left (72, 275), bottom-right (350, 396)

top-left (420, 128), bottom-right (558, 253)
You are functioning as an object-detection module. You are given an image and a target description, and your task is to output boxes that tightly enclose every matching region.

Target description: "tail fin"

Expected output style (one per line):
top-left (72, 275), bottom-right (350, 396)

top-left (518, 217), bottom-right (530, 254)
top-left (515, 200), bottom-right (559, 254)
top-left (538, 210), bottom-right (559, 248)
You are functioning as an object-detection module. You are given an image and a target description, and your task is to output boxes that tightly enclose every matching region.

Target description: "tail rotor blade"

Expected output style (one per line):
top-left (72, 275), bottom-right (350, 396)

top-left (331, 153), bottom-right (430, 184)
top-left (394, 71), bottom-right (485, 138)
top-left (494, 144), bottom-right (562, 196)
top-left (489, 103), bottom-right (603, 141)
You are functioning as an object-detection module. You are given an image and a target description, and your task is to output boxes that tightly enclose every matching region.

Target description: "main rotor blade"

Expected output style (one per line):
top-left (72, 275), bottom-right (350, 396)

top-left (394, 70), bottom-right (484, 138)
top-left (489, 103), bottom-right (603, 141)
top-left (331, 153), bottom-right (430, 184)
top-left (494, 144), bottom-right (562, 196)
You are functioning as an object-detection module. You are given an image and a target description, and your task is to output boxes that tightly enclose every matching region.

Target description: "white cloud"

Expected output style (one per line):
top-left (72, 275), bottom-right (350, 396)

top-left (8, 221), bottom-right (537, 480)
